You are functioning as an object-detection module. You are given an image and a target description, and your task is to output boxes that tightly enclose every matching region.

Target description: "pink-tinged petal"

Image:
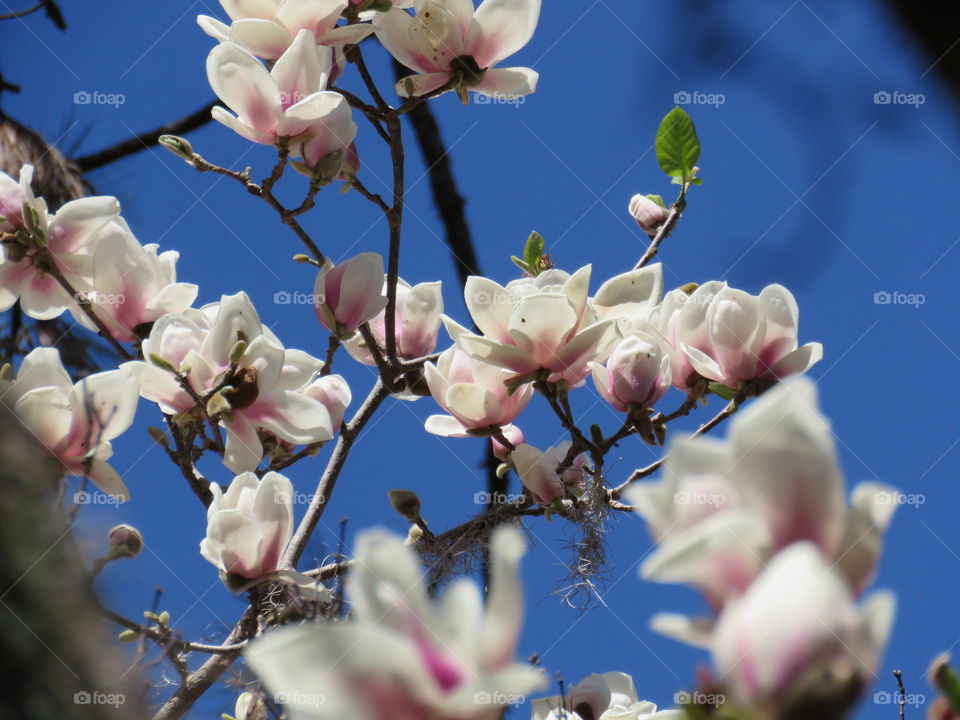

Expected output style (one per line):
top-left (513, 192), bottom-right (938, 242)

top-left (46, 195), bottom-right (120, 253)
top-left (223, 413), bottom-right (265, 473)
top-left (424, 414), bottom-right (470, 437)
top-left (14, 387), bottom-right (71, 453)
top-left (649, 613), bottom-right (715, 649)
top-left (230, 18), bottom-right (295, 60)
top-left (758, 283), bottom-right (800, 363)
top-left (443, 383), bottom-right (499, 428)
top-left (276, 0), bottom-right (345, 36)
top-left (457, 332), bottom-right (537, 374)
top-left (641, 510), bottom-right (771, 606)
top-left (270, 29), bottom-right (324, 106)
top-left (398, 281), bottom-right (443, 358)
top-left (83, 458), bottom-right (131, 501)
top-left (204, 508), bottom-right (266, 577)
top-left (0, 258), bottom-right (31, 312)
top-left (705, 288), bottom-right (765, 381)
top-left (467, 0), bottom-right (541, 68)
top-left (511, 443), bottom-right (563, 506)
top-left (12, 347), bottom-right (72, 396)
top-left (729, 377), bottom-right (846, 556)
top-left (507, 293), bottom-right (577, 367)
top-left (675, 280), bottom-right (726, 354)
top-left (375, 7), bottom-right (433, 73)
top-left (204, 291), bottom-right (264, 368)
top-left (245, 390), bottom-right (333, 445)
top-left (472, 67), bottom-right (538, 98)
top-left (680, 342), bottom-right (726, 383)
top-left (394, 71), bottom-right (453, 98)
top-left (252, 471), bottom-right (295, 573)
top-left (143, 282), bottom-right (199, 320)
top-left (207, 42), bottom-right (282, 135)
top-left (20, 272), bottom-right (72, 320)
top-left (211, 106), bottom-right (270, 144)
top-left (317, 22), bottom-right (375, 46)
top-left (68, 368), bottom-right (139, 445)
top-left (765, 341), bottom-right (822, 380)
top-left (561, 264), bottom-right (592, 324)
top-left (550, 319), bottom-right (618, 374)
top-left (464, 276), bottom-right (513, 341)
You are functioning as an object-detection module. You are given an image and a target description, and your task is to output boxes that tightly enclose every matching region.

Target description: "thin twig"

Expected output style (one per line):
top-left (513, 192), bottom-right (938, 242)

top-left (634, 205), bottom-right (681, 269)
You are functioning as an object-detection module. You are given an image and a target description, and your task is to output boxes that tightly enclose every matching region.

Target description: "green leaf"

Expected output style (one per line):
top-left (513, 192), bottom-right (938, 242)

top-left (510, 255), bottom-right (530, 274)
top-left (656, 107), bottom-right (701, 181)
top-left (646, 194), bottom-right (666, 208)
top-left (523, 231), bottom-right (544, 273)
top-left (708, 382), bottom-right (738, 401)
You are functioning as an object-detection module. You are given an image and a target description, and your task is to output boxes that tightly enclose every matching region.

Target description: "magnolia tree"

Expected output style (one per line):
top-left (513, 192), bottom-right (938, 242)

top-left (0, 1), bottom-right (948, 719)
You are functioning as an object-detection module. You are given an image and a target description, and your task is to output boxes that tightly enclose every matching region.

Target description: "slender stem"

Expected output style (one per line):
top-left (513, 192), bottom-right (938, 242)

top-left (0, 2), bottom-right (43, 20)
top-left (634, 204), bottom-right (681, 269)
top-left (102, 608), bottom-right (245, 655)
top-left (384, 114), bottom-right (405, 367)
top-left (357, 323), bottom-right (398, 391)
top-left (321, 335), bottom-right (340, 376)
top-left (282, 381), bottom-right (390, 567)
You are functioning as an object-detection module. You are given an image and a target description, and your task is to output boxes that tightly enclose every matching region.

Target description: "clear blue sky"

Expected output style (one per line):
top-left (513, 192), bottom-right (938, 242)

top-left (5, 0), bottom-right (959, 716)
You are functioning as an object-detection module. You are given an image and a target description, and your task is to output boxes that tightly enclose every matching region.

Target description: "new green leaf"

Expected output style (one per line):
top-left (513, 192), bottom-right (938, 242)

top-left (656, 107), bottom-right (701, 182)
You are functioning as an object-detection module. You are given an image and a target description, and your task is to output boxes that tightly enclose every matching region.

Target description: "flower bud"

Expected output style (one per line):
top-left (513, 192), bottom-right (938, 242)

top-left (158, 134), bottom-right (195, 162)
top-left (388, 489), bottom-right (422, 523)
top-left (234, 692), bottom-right (267, 720)
top-left (629, 193), bottom-right (670, 235)
top-left (108, 524), bottom-right (143, 559)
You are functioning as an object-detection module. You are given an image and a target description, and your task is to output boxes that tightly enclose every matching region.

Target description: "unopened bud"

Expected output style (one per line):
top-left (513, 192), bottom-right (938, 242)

top-left (229, 339), bottom-right (247, 364)
top-left (388, 489), bottom-right (422, 523)
top-left (234, 692), bottom-right (268, 720)
top-left (677, 282), bottom-right (699, 295)
top-left (108, 524), bottom-right (143, 559)
top-left (0, 363), bottom-right (11, 381)
top-left (159, 134), bottom-right (195, 162)
top-left (118, 629), bottom-right (139, 642)
top-left (147, 426), bottom-right (170, 448)
top-left (158, 610), bottom-right (170, 625)
top-left (149, 353), bottom-right (176, 373)
top-left (292, 254), bottom-right (311, 264)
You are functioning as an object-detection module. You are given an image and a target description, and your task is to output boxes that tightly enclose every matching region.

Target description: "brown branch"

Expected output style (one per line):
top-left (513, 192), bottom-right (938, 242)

top-left (75, 101), bottom-right (217, 172)
top-left (634, 204), bottom-right (681, 269)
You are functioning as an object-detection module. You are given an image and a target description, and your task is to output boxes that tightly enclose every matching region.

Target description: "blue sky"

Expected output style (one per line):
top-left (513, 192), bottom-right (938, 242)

top-left (5, 0), bottom-right (960, 716)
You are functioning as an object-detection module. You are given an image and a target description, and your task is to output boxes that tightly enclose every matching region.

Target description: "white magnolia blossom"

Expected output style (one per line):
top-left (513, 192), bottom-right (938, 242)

top-left (200, 471), bottom-right (295, 579)
top-left (0, 347), bottom-right (139, 499)
top-left (76, 225), bottom-right (198, 342)
top-left (712, 542), bottom-right (895, 712)
top-left (589, 264), bottom-right (663, 327)
top-left (125, 292), bottom-right (336, 473)
top-left (0, 165), bottom-right (121, 320)
top-left (424, 345), bottom-right (533, 437)
top-left (300, 373), bottom-right (352, 430)
top-left (627, 378), bottom-right (897, 643)
top-left (447, 266), bottom-right (622, 385)
top-left (344, 276), bottom-right (443, 364)
top-left (511, 441), bottom-right (588, 507)
top-left (589, 331), bottom-right (671, 413)
top-left (667, 281), bottom-right (822, 389)
top-left (207, 30), bottom-right (357, 182)
top-left (246, 525), bottom-right (545, 719)
top-left (199, 0), bottom-right (373, 61)
top-left (531, 672), bottom-right (684, 720)
top-left (375, 0), bottom-right (541, 98)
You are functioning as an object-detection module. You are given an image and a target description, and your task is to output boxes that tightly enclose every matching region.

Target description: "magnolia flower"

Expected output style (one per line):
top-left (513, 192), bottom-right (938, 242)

top-left (0, 165), bottom-right (121, 320)
top-left (673, 282), bottom-right (822, 389)
top-left (375, 0), bottom-right (541, 99)
top-left (491, 423), bottom-right (523, 461)
top-left (74, 226), bottom-right (197, 342)
top-left (207, 31), bottom-right (357, 181)
top-left (712, 543), bottom-right (894, 714)
top-left (629, 194), bottom-right (670, 237)
top-left (313, 252), bottom-right (387, 336)
top-left (627, 378), bottom-right (897, 640)
top-left (200, 471), bottom-right (294, 579)
top-left (448, 266), bottom-right (621, 385)
top-left (589, 331), bottom-right (671, 413)
top-left (344, 277), bottom-right (443, 363)
top-left (199, 0), bottom-right (373, 61)
top-left (245, 525), bottom-right (545, 720)
top-left (531, 672), bottom-right (684, 720)
top-left (126, 292), bottom-right (334, 473)
top-left (424, 346), bottom-right (532, 437)
top-left (510, 441), bottom-right (587, 507)
top-left (0, 347), bottom-right (138, 499)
